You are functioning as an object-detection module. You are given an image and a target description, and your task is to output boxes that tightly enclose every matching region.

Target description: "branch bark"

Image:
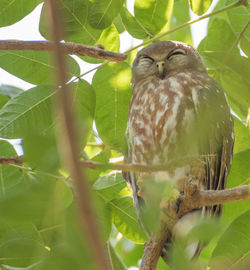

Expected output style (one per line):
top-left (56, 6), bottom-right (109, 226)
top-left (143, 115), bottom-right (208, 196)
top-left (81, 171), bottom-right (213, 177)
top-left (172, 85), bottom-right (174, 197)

top-left (0, 40), bottom-right (127, 62)
top-left (47, 1), bottom-right (110, 270)
top-left (140, 183), bottom-right (250, 270)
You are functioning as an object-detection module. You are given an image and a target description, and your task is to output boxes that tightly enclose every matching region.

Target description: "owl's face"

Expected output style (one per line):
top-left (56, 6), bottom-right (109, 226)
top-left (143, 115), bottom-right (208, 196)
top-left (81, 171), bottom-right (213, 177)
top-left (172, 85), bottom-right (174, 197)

top-left (131, 41), bottom-right (207, 86)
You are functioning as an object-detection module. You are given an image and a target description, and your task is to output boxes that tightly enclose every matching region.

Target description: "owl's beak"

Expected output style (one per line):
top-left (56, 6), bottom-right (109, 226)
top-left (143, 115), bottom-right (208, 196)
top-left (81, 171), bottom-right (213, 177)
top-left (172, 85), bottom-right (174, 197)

top-left (156, 61), bottom-right (166, 79)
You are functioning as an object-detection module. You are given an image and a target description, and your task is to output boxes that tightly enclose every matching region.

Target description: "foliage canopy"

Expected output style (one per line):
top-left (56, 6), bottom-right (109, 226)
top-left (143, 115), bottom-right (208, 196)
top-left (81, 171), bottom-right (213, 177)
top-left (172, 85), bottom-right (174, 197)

top-left (0, 0), bottom-right (249, 269)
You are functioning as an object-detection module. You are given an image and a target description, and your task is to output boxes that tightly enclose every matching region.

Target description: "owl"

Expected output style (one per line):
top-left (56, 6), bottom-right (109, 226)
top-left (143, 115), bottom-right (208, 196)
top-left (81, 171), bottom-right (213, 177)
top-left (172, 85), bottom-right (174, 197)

top-left (125, 41), bottom-right (234, 261)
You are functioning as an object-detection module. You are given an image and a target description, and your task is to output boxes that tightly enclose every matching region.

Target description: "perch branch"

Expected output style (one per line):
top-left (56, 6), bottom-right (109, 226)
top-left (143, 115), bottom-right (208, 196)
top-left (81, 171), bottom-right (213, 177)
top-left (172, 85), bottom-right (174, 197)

top-left (0, 40), bottom-right (127, 62)
top-left (140, 183), bottom-right (250, 270)
top-left (47, 1), bottom-right (110, 270)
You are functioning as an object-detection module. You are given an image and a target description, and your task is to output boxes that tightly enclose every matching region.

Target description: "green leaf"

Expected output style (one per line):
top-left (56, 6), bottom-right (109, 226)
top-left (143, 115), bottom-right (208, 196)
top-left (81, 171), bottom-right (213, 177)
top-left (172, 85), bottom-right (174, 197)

top-left (0, 95), bottom-right (9, 110)
top-left (0, 0), bottom-right (41, 27)
top-left (234, 117), bottom-right (250, 153)
top-left (198, 18), bottom-right (250, 120)
top-left (120, 6), bottom-right (149, 39)
top-left (115, 237), bottom-right (144, 267)
top-left (198, 18), bottom-right (237, 54)
top-left (22, 126), bottom-right (61, 173)
top-left (189, 0), bottom-right (213, 15)
top-left (0, 237), bottom-right (48, 267)
top-left (38, 204), bottom-right (96, 270)
top-left (88, 0), bottom-right (123, 29)
top-left (93, 172), bottom-right (127, 200)
top-left (111, 196), bottom-right (147, 243)
top-left (107, 242), bottom-right (127, 270)
top-left (40, 0), bottom-right (102, 45)
top-left (0, 84), bottom-right (24, 98)
top-left (85, 149), bottom-right (111, 182)
top-left (95, 196), bottom-right (112, 241)
top-left (0, 173), bottom-right (70, 223)
top-left (0, 85), bottom-right (54, 138)
top-left (0, 51), bottom-right (80, 85)
top-left (0, 80), bottom-right (95, 140)
top-left (210, 210), bottom-right (250, 270)
top-left (113, 14), bottom-right (125, 34)
top-left (240, 36), bottom-right (250, 57)
top-left (83, 24), bottom-right (120, 64)
top-left (168, 0), bottom-right (193, 44)
top-left (223, 150), bottom-right (250, 225)
top-left (134, 0), bottom-right (173, 36)
top-left (0, 139), bottom-right (24, 197)
top-left (92, 62), bottom-right (131, 152)
top-left (220, 69), bottom-right (250, 120)
top-left (226, 0), bottom-right (250, 39)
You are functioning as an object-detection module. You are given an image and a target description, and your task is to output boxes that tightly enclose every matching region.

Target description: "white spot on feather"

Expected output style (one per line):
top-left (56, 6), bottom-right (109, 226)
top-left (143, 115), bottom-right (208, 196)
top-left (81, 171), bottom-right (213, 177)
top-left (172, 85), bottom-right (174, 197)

top-left (155, 104), bottom-right (169, 125)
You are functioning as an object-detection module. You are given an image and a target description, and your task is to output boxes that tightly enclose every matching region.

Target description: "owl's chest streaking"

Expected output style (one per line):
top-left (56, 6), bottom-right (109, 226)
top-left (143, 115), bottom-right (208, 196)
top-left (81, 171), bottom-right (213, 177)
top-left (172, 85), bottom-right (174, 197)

top-left (126, 72), bottom-right (209, 166)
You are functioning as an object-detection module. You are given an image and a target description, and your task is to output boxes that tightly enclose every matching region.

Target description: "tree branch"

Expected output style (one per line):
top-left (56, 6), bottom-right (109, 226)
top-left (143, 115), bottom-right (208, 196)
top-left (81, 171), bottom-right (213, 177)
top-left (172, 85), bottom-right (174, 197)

top-left (140, 183), bottom-right (250, 270)
top-left (0, 40), bottom-right (127, 62)
top-left (47, 0), bottom-right (110, 270)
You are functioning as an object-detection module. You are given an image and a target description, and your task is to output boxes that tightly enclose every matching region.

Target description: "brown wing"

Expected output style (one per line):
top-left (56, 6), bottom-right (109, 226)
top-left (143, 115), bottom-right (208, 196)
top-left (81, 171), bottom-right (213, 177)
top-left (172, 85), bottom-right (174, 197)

top-left (193, 77), bottom-right (234, 216)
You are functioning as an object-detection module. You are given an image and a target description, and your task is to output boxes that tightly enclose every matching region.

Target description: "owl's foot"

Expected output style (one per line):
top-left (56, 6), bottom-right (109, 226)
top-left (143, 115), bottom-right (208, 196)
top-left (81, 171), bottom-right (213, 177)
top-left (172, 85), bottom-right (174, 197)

top-left (160, 189), bottom-right (182, 220)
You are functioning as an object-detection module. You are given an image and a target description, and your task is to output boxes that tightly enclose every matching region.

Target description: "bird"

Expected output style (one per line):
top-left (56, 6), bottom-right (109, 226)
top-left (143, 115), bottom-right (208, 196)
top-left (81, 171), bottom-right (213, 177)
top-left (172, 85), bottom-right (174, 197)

top-left (124, 41), bottom-right (234, 262)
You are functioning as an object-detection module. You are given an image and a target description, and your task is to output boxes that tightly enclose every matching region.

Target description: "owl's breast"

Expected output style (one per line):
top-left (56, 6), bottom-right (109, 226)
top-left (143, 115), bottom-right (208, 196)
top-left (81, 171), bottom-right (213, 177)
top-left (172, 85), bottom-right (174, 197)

top-left (127, 75), bottom-right (197, 165)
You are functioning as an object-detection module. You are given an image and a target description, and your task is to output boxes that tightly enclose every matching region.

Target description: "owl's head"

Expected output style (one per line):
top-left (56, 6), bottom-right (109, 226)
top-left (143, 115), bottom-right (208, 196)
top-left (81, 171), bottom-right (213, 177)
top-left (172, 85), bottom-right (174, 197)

top-left (131, 41), bottom-right (206, 86)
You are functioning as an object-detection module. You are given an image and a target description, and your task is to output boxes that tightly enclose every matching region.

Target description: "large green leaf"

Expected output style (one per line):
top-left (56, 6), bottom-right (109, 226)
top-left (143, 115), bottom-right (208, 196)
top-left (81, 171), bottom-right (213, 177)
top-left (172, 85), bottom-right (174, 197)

top-left (88, 0), bottom-right (123, 29)
top-left (40, 0), bottom-right (102, 45)
top-left (220, 69), bottom-right (250, 120)
top-left (226, 0), bottom-right (250, 39)
top-left (198, 18), bottom-right (250, 120)
top-left (38, 204), bottom-right (96, 270)
top-left (0, 84), bottom-right (23, 98)
top-left (0, 173), bottom-right (70, 222)
top-left (210, 210), bottom-right (250, 270)
top-left (107, 242), bottom-right (127, 270)
top-left (93, 172), bottom-right (127, 201)
top-left (111, 197), bottom-right (147, 243)
top-left (223, 150), bottom-right (250, 225)
top-left (198, 18), bottom-right (237, 54)
top-left (134, 0), bottom-right (173, 36)
top-left (189, 0), bottom-right (213, 15)
top-left (234, 117), bottom-right (250, 153)
top-left (168, 0), bottom-right (193, 44)
top-left (0, 80), bottom-right (95, 140)
top-left (0, 51), bottom-right (80, 85)
top-left (0, 84), bottom-right (22, 110)
top-left (92, 62), bottom-right (131, 152)
top-left (0, 0), bottom-right (41, 27)
top-left (0, 139), bottom-right (24, 196)
top-left (120, 6), bottom-right (149, 39)
top-left (113, 14), bottom-right (125, 34)
top-left (0, 85), bottom-right (54, 138)
top-left (0, 237), bottom-right (48, 267)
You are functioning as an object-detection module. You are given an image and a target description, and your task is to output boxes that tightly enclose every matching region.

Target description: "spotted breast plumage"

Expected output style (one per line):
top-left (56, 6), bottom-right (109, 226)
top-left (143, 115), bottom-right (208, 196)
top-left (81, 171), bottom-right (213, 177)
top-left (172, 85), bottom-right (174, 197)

top-left (124, 41), bottom-right (234, 261)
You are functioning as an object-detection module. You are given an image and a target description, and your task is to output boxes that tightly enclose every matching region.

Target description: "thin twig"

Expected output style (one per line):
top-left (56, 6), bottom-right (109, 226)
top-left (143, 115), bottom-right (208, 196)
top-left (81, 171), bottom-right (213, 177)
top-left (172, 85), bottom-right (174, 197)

top-left (47, 1), bottom-right (110, 270)
top-left (0, 40), bottom-right (127, 62)
top-left (0, 156), bottom-right (23, 165)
